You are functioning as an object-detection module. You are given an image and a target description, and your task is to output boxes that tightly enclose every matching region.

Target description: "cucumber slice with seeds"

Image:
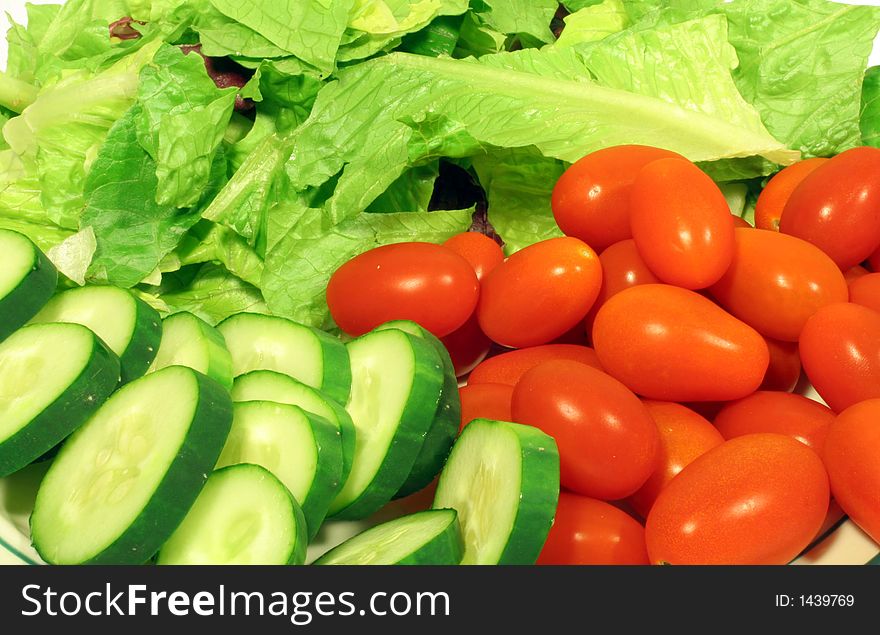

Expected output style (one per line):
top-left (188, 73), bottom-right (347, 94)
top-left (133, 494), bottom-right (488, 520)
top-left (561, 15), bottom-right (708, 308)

top-left (148, 312), bottom-right (233, 389)
top-left (0, 323), bottom-right (120, 476)
top-left (31, 366), bottom-right (233, 564)
top-left (433, 418), bottom-right (559, 565)
top-left (0, 229), bottom-right (57, 342)
top-left (375, 320), bottom-right (461, 498)
top-left (231, 370), bottom-right (356, 484)
top-left (157, 464), bottom-right (308, 565)
top-left (329, 328), bottom-right (444, 520)
top-left (30, 286), bottom-right (162, 383)
top-left (217, 313), bottom-right (351, 403)
top-left (314, 509), bottom-right (463, 565)
top-left (216, 401), bottom-right (344, 540)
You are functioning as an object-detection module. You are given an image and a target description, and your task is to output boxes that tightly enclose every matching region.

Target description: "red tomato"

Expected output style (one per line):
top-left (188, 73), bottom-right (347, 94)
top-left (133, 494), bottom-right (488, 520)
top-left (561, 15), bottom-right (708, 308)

top-left (780, 147), bottom-right (880, 269)
top-left (709, 228), bottom-right (848, 342)
top-left (628, 402), bottom-right (723, 519)
top-left (646, 433), bottom-right (829, 564)
top-left (551, 145), bottom-right (683, 252)
top-left (477, 237), bottom-right (602, 347)
top-left (760, 338), bottom-right (801, 392)
top-left (458, 383), bottom-right (513, 432)
top-left (844, 265), bottom-right (870, 284)
top-left (327, 242), bottom-right (479, 337)
top-left (585, 239), bottom-right (660, 334)
top-left (442, 232), bottom-right (504, 281)
top-left (754, 158), bottom-right (828, 231)
top-left (848, 272), bottom-right (880, 315)
top-left (823, 399), bottom-right (880, 544)
top-left (714, 391), bottom-right (834, 452)
top-left (799, 302), bottom-right (880, 412)
top-left (440, 312), bottom-right (492, 377)
top-left (467, 344), bottom-right (602, 387)
top-left (550, 319), bottom-right (590, 346)
top-left (511, 360), bottom-right (659, 500)
top-left (629, 158), bottom-right (735, 289)
top-left (592, 284), bottom-right (769, 402)
top-left (538, 493), bottom-right (649, 565)
top-left (870, 245), bottom-right (880, 272)
top-left (731, 215), bottom-right (752, 229)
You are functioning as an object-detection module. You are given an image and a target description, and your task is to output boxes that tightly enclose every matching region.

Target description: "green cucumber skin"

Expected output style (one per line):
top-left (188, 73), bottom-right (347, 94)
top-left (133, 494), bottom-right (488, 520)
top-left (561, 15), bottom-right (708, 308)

top-left (32, 369), bottom-right (234, 564)
top-left (119, 296), bottom-right (163, 384)
top-left (312, 327), bottom-right (352, 405)
top-left (0, 327), bottom-right (120, 477)
top-left (155, 312), bottom-right (233, 389)
top-left (0, 237), bottom-right (58, 342)
top-left (293, 407), bottom-right (345, 542)
top-left (287, 480), bottom-right (309, 565)
top-left (330, 332), bottom-right (444, 520)
top-left (376, 321), bottom-right (461, 499)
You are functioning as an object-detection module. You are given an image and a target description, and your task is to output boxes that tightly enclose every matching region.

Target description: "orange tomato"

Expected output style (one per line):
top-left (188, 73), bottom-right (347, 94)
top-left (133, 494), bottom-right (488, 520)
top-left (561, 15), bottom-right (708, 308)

top-left (467, 344), bottom-right (602, 387)
top-left (458, 383), bottom-right (513, 432)
top-left (441, 312), bottom-right (492, 377)
top-left (760, 338), bottom-right (801, 392)
top-left (442, 232), bottom-right (504, 281)
top-left (848, 272), bottom-right (880, 314)
top-left (754, 158), bottom-right (828, 231)
top-left (844, 265), bottom-right (870, 284)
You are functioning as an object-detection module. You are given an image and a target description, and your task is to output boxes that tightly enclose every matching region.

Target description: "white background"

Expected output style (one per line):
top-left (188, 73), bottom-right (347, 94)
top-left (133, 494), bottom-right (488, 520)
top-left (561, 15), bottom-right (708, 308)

top-left (1, 0), bottom-right (880, 68)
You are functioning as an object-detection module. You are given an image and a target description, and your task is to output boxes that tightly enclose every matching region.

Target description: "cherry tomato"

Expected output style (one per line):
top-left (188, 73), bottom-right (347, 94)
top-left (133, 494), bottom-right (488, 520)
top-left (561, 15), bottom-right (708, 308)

top-left (870, 245), bottom-right (880, 272)
top-left (628, 402), bottom-right (723, 519)
top-left (585, 239), bottom-right (660, 334)
top-left (477, 237), bottom-right (602, 347)
top-left (709, 228), bottom-right (848, 342)
top-left (754, 158), bottom-right (828, 231)
top-left (458, 383), bottom-right (513, 432)
top-left (441, 312), bottom-right (492, 377)
top-left (327, 242), bottom-right (479, 337)
top-left (550, 319), bottom-right (590, 346)
top-left (511, 360), bottom-right (659, 500)
top-left (760, 338), bottom-right (801, 392)
top-left (714, 391), bottom-right (834, 452)
top-left (629, 158), bottom-right (735, 289)
top-left (551, 145), bottom-right (683, 252)
top-left (823, 399), bottom-right (880, 544)
top-left (780, 147), bottom-right (880, 269)
top-left (592, 284), bottom-right (769, 402)
top-left (442, 232), bottom-right (504, 281)
top-left (844, 265), bottom-right (870, 284)
top-left (799, 302), bottom-right (880, 412)
top-left (467, 344), bottom-right (602, 387)
top-left (848, 272), bottom-right (880, 314)
top-left (731, 215), bottom-right (752, 229)
top-left (646, 433), bottom-right (829, 564)
top-left (538, 493), bottom-right (649, 565)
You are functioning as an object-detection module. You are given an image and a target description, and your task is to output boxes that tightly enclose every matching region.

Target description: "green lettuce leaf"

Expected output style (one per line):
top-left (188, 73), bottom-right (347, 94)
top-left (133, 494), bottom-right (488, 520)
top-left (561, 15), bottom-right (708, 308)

top-left (170, 220), bottom-right (264, 286)
top-left (82, 105), bottom-right (227, 287)
top-left (555, 0), bottom-right (629, 47)
top-left (160, 263), bottom-right (267, 325)
top-left (454, 11), bottom-right (507, 58)
top-left (474, 0), bottom-right (558, 44)
top-left (262, 208), bottom-right (474, 328)
top-left (135, 44), bottom-right (236, 208)
top-left (46, 227), bottom-right (98, 286)
top-left (861, 66), bottom-right (880, 148)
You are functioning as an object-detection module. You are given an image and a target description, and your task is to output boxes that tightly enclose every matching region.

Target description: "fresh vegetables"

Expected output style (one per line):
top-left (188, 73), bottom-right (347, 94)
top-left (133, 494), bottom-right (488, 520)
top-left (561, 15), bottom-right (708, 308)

top-left (147, 310), bottom-right (233, 388)
top-left (0, 229), bottom-right (57, 341)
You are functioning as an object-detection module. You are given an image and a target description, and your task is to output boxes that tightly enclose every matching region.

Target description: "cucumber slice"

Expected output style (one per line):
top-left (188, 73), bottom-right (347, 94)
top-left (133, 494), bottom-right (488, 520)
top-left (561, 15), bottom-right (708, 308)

top-left (148, 312), bottom-right (233, 389)
top-left (216, 401), bottom-right (343, 540)
top-left (30, 366), bottom-right (233, 564)
top-left (217, 313), bottom-right (351, 404)
top-left (329, 328), bottom-right (444, 520)
top-left (376, 320), bottom-right (461, 498)
top-left (157, 464), bottom-right (308, 565)
top-left (30, 286), bottom-right (162, 383)
top-left (0, 229), bottom-right (57, 342)
top-left (231, 370), bottom-right (356, 484)
top-left (0, 323), bottom-right (120, 476)
top-left (433, 419), bottom-right (559, 565)
top-left (314, 509), bottom-right (463, 565)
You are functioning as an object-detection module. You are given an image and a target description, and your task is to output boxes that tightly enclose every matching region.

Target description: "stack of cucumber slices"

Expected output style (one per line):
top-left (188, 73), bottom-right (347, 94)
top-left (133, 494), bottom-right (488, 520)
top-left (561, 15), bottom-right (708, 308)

top-left (0, 229), bottom-right (560, 565)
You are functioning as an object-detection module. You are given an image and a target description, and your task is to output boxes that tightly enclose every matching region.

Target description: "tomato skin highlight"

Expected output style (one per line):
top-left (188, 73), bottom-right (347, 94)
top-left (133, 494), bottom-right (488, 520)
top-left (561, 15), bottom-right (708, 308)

top-left (629, 158), bottom-right (735, 290)
top-left (646, 433), bottom-right (830, 565)
top-left (442, 232), bottom-right (504, 282)
top-left (760, 338), bottom-right (801, 392)
top-left (538, 493), bottom-right (649, 565)
top-left (780, 146), bottom-right (880, 269)
top-left (458, 383), bottom-right (513, 432)
top-left (327, 242), bottom-right (479, 337)
top-left (709, 228), bottom-right (848, 342)
top-left (799, 302), bottom-right (880, 412)
top-left (551, 145), bottom-right (683, 252)
top-left (511, 360), bottom-right (659, 500)
top-left (467, 344), bottom-right (602, 387)
top-left (823, 399), bottom-right (880, 545)
top-left (477, 237), bottom-right (602, 348)
top-left (628, 401), bottom-right (723, 519)
top-left (848, 272), bottom-right (880, 315)
top-left (754, 158), bottom-right (828, 231)
top-left (713, 391), bottom-right (834, 452)
top-left (592, 284), bottom-right (769, 402)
